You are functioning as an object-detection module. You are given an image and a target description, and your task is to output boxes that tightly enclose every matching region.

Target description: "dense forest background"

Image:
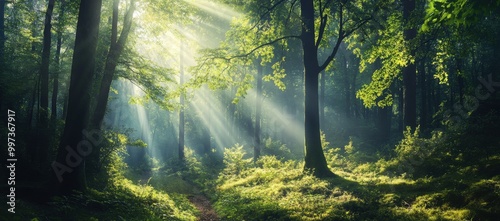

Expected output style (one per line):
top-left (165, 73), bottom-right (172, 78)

top-left (1, 0), bottom-right (499, 220)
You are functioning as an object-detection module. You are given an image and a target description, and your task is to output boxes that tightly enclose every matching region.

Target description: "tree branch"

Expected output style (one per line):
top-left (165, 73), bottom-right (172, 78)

top-left (319, 3), bottom-right (344, 71)
top-left (212, 35), bottom-right (301, 61)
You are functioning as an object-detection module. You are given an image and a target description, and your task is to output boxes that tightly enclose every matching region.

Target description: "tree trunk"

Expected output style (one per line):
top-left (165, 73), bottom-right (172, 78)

top-left (51, 27), bottom-right (63, 123)
top-left (343, 53), bottom-right (351, 118)
top-left (178, 39), bottom-right (185, 161)
top-left (402, 0), bottom-right (416, 130)
top-left (320, 70), bottom-right (325, 124)
top-left (398, 81), bottom-right (404, 133)
top-left (62, 87), bottom-right (69, 120)
top-left (38, 0), bottom-right (55, 167)
top-left (456, 59), bottom-right (464, 106)
top-left (254, 63), bottom-right (263, 161)
top-left (52, 0), bottom-right (65, 123)
top-left (91, 0), bottom-right (135, 129)
top-left (40, 0), bottom-right (55, 126)
top-left (30, 0), bottom-right (39, 52)
top-left (89, 0), bottom-right (135, 170)
top-left (53, 0), bottom-right (103, 194)
top-left (418, 59), bottom-right (428, 133)
top-left (300, 0), bottom-right (334, 177)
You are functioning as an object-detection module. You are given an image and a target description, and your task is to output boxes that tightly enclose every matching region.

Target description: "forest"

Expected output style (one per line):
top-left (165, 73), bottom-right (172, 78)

top-left (1, 0), bottom-right (499, 220)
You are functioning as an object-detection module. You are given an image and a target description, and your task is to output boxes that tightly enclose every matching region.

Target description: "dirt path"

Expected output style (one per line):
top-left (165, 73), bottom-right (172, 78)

top-left (188, 195), bottom-right (219, 221)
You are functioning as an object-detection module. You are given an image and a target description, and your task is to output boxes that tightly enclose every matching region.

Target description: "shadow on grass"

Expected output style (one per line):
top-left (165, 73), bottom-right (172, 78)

top-left (324, 159), bottom-right (500, 221)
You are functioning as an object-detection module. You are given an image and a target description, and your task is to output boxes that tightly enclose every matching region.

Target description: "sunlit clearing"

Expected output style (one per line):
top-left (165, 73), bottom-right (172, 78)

top-left (181, 0), bottom-right (242, 21)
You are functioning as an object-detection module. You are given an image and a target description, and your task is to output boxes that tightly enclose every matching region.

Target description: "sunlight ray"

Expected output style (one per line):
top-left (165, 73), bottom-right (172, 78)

top-left (243, 88), bottom-right (305, 148)
top-left (181, 0), bottom-right (242, 21)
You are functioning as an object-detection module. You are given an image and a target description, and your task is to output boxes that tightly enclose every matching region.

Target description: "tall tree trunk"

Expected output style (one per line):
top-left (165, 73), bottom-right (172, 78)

top-left (40, 0), bottom-right (55, 126)
top-left (51, 29), bottom-right (62, 123)
top-left (91, 0), bottom-right (135, 129)
top-left (419, 59), bottom-right (427, 132)
top-left (30, 0), bottom-right (38, 52)
top-left (178, 39), bottom-right (185, 161)
top-left (320, 70), bottom-right (325, 124)
top-left (202, 124), bottom-right (211, 154)
top-left (62, 86), bottom-right (69, 120)
top-left (343, 54), bottom-right (351, 118)
top-left (52, 0), bottom-right (65, 124)
top-left (254, 63), bottom-right (263, 161)
top-left (53, 0), bottom-right (103, 194)
top-left (456, 59), bottom-right (464, 106)
top-left (426, 63), bottom-right (433, 129)
top-left (351, 66), bottom-right (358, 118)
top-left (402, 0), bottom-right (416, 130)
top-left (398, 81), bottom-right (404, 133)
top-left (300, 0), bottom-right (334, 177)
top-left (38, 0), bottom-right (55, 167)
top-left (202, 87), bottom-right (212, 154)
top-left (89, 0), bottom-right (135, 170)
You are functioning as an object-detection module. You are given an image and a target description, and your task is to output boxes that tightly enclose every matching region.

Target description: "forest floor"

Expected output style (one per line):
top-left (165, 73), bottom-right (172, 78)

top-left (2, 141), bottom-right (499, 221)
top-left (188, 195), bottom-right (219, 221)
top-left (138, 169), bottom-right (219, 221)
top-left (1, 158), bottom-right (499, 221)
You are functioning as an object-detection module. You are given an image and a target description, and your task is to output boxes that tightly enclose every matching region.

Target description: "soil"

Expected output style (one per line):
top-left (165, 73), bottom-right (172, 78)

top-left (188, 195), bottom-right (219, 221)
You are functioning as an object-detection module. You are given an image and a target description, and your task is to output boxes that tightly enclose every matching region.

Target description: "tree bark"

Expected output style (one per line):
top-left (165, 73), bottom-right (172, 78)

top-left (179, 39), bottom-right (185, 161)
top-left (300, 0), bottom-right (334, 177)
top-left (343, 53), bottom-right (351, 118)
top-left (254, 63), bottom-right (263, 161)
top-left (51, 28), bottom-right (62, 123)
top-left (320, 70), bottom-right (325, 124)
top-left (37, 0), bottom-right (56, 167)
top-left (402, 0), bottom-right (416, 130)
top-left (53, 0), bottom-right (103, 194)
top-left (419, 59), bottom-right (427, 132)
top-left (40, 0), bottom-right (55, 126)
top-left (91, 0), bottom-right (135, 129)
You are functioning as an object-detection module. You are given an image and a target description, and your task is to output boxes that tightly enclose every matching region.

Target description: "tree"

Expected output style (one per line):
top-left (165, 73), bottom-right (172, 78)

top-left (254, 62), bottom-right (263, 161)
top-left (179, 38), bottom-right (185, 161)
top-left (53, 0), bottom-right (103, 194)
top-left (37, 0), bottom-right (55, 167)
top-left (51, 0), bottom-right (66, 124)
top-left (40, 0), bottom-right (55, 127)
top-left (402, 0), bottom-right (416, 130)
top-left (88, 0), bottom-right (135, 170)
top-left (194, 0), bottom-right (382, 177)
top-left (91, 0), bottom-right (136, 129)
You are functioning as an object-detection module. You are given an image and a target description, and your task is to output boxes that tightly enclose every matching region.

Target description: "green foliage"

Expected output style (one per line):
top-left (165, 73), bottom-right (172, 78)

top-left (353, 11), bottom-right (407, 108)
top-left (221, 144), bottom-right (253, 175)
top-left (261, 138), bottom-right (295, 160)
top-left (422, 0), bottom-right (500, 31)
top-left (117, 48), bottom-right (176, 110)
top-left (215, 146), bottom-right (361, 221)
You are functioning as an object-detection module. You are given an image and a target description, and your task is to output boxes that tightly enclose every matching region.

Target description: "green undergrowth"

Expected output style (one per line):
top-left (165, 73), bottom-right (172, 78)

top-left (3, 125), bottom-right (498, 221)
top-left (3, 131), bottom-right (198, 221)
top-left (208, 131), bottom-right (500, 220)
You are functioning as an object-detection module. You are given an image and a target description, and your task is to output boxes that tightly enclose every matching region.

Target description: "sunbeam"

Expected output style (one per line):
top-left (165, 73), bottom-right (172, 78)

top-left (181, 0), bottom-right (242, 21)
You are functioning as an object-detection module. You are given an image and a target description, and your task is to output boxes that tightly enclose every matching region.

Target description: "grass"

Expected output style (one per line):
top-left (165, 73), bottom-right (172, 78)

top-left (0, 178), bottom-right (198, 221)
top-left (206, 131), bottom-right (500, 221)
top-left (2, 127), bottom-right (498, 221)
